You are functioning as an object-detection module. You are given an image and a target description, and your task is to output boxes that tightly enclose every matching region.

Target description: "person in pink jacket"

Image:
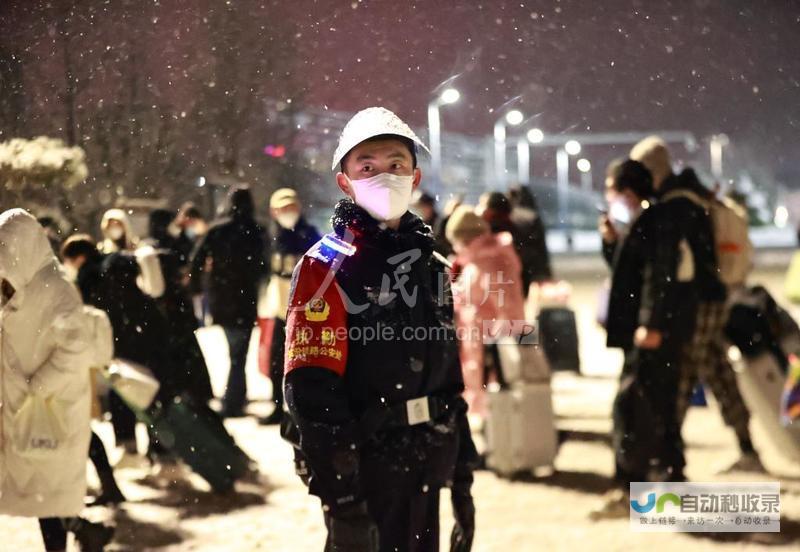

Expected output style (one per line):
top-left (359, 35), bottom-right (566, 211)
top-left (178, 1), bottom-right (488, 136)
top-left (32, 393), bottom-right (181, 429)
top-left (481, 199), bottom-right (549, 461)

top-left (446, 205), bottom-right (526, 419)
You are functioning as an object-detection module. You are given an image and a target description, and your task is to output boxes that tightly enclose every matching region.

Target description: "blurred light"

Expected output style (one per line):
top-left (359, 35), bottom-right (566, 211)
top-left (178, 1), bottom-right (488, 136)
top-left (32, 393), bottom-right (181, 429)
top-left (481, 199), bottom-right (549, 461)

top-left (576, 158), bottom-right (592, 173)
top-left (505, 110), bottom-right (524, 126)
top-left (440, 88), bottom-right (460, 105)
top-left (263, 144), bottom-right (286, 158)
top-left (774, 205), bottom-right (789, 228)
top-left (527, 128), bottom-right (544, 144)
top-left (565, 140), bottom-right (581, 156)
top-left (196, 176), bottom-right (206, 188)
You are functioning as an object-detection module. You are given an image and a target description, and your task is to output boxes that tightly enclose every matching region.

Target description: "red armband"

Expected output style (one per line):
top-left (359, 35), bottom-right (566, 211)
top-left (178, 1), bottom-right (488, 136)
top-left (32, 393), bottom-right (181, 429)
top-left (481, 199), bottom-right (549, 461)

top-left (284, 257), bottom-right (348, 376)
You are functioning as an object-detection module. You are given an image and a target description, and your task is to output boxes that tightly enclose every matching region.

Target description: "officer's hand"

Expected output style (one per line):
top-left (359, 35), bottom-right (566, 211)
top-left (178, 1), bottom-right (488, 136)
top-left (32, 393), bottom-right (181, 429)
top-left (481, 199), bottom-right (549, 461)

top-left (328, 502), bottom-right (379, 552)
top-left (634, 326), bottom-right (663, 350)
top-left (450, 488), bottom-right (475, 552)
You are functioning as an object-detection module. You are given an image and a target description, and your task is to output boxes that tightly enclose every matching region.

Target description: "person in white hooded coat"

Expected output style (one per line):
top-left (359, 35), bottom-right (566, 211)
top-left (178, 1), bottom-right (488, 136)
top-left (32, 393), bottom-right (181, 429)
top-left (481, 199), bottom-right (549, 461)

top-left (0, 209), bottom-right (112, 551)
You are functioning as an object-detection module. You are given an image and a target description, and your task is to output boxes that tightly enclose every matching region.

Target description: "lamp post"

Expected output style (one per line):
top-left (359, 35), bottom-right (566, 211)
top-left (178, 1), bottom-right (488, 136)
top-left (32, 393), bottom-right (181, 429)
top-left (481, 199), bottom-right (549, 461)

top-left (709, 133), bottom-right (729, 182)
top-left (577, 158), bottom-right (592, 190)
top-left (515, 128), bottom-right (544, 184)
top-left (557, 140), bottom-right (581, 249)
top-left (494, 109), bottom-right (524, 185)
top-left (516, 138), bottom-right (530, 184)
top-left (427, 87), bottom-right (460, 197)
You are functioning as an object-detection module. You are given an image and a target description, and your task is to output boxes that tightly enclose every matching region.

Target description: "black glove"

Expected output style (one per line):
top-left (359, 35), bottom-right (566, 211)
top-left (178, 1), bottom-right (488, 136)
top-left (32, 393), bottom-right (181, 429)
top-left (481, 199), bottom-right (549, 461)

top-left (450, 488), bottom-right (475, 552)
top-left (327, 502), bottom-right (380, 552)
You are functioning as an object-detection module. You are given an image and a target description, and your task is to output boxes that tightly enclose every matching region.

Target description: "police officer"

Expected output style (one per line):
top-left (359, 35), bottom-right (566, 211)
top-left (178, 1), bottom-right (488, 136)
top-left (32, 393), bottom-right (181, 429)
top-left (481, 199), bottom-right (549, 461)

top-left (282, 107), bottom-right (478, 551)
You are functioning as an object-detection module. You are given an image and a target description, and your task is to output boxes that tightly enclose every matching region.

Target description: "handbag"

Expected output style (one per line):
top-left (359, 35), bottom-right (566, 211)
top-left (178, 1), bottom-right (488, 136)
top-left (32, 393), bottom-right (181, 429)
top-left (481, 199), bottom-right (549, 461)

top-left (12, 395), bottom-right (68, 459)
top-left (104, 358), bottom-right (160, 411)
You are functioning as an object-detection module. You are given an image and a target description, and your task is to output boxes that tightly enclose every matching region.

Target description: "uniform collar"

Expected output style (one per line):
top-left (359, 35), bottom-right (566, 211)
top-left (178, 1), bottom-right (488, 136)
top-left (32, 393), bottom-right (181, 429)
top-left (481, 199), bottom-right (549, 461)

top-left (331, 199), bottom-right (433, 255)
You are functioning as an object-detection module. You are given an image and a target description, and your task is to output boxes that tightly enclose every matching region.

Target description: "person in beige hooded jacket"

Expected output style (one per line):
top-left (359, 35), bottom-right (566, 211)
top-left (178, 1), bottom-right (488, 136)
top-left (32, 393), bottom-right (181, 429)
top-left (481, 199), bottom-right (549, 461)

top-left (0, 209), bottom-right (112, 551)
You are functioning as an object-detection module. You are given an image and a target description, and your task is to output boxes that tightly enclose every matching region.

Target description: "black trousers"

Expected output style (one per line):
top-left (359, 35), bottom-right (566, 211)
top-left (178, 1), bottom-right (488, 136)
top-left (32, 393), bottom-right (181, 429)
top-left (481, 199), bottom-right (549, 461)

top-left (109, 389), bottom-right (137, 447)
top-left (269, 318), bottom-right (287, 409)
top-left (89, 430), bottom-right (116, 484)
top-left (324, 491), bottom-right (441, 552)
top-left (38, 518), bottom-right (67, 551)
top-left (613, 346), bottom-right (685, 486)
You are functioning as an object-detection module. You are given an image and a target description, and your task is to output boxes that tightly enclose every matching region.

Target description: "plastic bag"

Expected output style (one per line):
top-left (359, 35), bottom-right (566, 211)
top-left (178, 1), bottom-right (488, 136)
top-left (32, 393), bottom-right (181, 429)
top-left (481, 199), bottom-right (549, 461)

top-left (12, 395), bottom-right (68, 459)
top-left (105, 358), bottom-right (160, 411)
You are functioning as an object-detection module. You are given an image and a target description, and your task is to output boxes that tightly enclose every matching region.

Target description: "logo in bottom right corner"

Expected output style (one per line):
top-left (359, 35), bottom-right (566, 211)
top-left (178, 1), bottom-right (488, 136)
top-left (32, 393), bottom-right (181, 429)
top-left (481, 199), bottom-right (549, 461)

top-left (629, 482), bottom-right (780, 532)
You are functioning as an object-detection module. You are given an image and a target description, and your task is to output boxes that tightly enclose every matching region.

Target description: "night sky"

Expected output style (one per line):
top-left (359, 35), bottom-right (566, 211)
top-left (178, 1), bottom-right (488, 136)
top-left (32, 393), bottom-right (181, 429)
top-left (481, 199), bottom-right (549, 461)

top-left (3, 0), bottom-right (799, 183)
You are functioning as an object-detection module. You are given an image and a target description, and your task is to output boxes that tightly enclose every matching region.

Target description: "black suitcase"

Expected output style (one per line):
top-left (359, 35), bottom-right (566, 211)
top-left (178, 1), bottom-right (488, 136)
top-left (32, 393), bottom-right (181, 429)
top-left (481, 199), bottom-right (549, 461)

top-left (725, 285), bottom-right (800, 372)
top-left (150, 397), bottom-right (251, 492)
top-left (538, 307), bottom-right (580, 372)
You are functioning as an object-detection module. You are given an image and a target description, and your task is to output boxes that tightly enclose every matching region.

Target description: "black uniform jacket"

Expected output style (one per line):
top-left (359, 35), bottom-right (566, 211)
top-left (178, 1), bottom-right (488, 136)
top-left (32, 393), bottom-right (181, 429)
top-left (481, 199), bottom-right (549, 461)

top-left (282, 199), bottom-right (477, 512)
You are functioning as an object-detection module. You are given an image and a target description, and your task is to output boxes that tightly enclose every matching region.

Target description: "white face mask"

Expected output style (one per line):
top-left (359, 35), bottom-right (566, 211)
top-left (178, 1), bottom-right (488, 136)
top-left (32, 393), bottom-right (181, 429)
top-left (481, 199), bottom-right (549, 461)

top-left (108, 226), bottom-right (125, 241)
top-left (348, 173), bottom-right (414, 222)
top-left (608, 199), bottom-right (632, 225)
top-left (276, 212), bottom-right (300, 230)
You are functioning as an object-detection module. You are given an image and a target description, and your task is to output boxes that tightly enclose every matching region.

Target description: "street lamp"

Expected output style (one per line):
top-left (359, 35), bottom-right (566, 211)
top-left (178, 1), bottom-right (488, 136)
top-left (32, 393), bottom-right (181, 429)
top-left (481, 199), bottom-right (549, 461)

top-left (527, 128), bottom-right (544, 144)
top-left (516, 128), bottom-right (546, 184)
top-left (494, 109), bottom-right (524, 185)
top-left (505, 109), bottom-right (524, 126)
top-left (427, 87), bottom-right (461, 197)
top-left (440, 87), bottom-right (460, 105)
top-left (577, 158), bottom-right (592, 190)
top-left (564, 139), bottom-right (582, 156)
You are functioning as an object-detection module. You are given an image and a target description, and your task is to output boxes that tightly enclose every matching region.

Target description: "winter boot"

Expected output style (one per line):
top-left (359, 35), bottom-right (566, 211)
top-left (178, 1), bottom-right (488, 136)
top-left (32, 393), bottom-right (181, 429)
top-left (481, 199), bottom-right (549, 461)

top-left (65, 518), bottom-right (114, 552)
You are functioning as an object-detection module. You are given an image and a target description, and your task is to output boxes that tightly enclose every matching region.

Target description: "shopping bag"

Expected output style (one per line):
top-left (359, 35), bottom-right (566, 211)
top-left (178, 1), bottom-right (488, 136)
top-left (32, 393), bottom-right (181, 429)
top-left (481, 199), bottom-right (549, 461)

top-left (12, 395), bottom-right (68, 459)
top-left (105, 358), bottom-right (160, 411)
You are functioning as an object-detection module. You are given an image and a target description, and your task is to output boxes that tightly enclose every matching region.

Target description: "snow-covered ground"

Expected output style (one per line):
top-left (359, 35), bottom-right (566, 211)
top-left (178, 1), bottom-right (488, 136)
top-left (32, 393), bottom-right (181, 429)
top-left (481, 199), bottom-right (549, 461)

top-left (3, 263), bottom-right (800, 551)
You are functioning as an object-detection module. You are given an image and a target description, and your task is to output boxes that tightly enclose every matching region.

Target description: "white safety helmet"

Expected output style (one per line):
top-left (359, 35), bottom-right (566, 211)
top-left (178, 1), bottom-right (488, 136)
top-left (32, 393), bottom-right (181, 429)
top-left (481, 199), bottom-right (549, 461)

top-left (331, 106), bottom-right (429, 171)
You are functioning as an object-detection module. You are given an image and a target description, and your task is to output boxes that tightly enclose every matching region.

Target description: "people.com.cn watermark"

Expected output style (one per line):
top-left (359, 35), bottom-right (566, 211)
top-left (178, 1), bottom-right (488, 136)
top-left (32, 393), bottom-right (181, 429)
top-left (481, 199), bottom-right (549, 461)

top-left (293, 320), bottom-right (538, 347)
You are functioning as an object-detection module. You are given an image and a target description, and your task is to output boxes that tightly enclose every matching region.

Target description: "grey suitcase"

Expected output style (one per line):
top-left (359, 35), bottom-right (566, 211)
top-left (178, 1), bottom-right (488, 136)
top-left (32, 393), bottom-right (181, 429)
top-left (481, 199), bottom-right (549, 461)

top-left (485, 383), bottom-right (558, 476)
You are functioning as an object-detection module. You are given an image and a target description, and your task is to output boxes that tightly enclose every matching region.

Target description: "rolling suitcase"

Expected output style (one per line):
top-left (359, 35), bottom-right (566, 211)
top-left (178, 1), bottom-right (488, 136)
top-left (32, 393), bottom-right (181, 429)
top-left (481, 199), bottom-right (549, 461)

top-left (729, 349), bottom-right (800, 463)
top-left (538, 307), bottom-right (580, 372)
top-left (485, 383), bottom-right (558, 476)
top-left (725, 285), bottom-right (800, 370)
top-left (150, 396), bottom-right (251, 492)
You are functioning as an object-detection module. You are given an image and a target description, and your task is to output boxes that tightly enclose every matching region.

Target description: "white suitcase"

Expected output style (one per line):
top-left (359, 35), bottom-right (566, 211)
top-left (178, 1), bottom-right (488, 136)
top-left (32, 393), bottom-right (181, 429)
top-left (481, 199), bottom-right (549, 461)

top-left (729, 348), bottom-right (800, 463)
top-left (496, 338), bottom-right (551, 384)
top-left (485, 384), bottom-right (558, 476)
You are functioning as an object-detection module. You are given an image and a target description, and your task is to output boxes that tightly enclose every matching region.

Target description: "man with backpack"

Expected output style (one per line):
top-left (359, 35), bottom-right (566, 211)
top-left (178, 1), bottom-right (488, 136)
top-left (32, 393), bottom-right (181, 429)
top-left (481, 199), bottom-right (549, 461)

top-left (630, 136), bottom-right (763, 473)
